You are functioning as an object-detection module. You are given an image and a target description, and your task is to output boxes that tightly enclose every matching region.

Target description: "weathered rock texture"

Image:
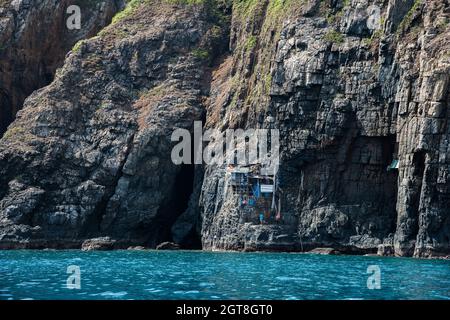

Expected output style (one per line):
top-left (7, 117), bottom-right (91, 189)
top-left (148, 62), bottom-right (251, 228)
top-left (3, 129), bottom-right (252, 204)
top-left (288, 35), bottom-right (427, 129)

top-left (81, 236), bottom-right (115, 251)
top-left (0, 0), bottom-right (124, 135)
top-left (0, 0), bottom-right (449, 257)
top-left (0, 0), bottom-right (228, 249)
top-left (200, 0), bottom-right (450, 258)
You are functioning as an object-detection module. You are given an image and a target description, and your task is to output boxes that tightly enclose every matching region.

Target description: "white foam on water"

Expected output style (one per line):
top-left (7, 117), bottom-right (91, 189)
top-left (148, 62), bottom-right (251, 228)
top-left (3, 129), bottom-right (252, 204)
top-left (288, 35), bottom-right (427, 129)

top-left (99, 291), bottom-right (128, 297)
top-left (174, 290), bottom-right (200, 295)
top-left (199, 282), bottom-right (215, 287)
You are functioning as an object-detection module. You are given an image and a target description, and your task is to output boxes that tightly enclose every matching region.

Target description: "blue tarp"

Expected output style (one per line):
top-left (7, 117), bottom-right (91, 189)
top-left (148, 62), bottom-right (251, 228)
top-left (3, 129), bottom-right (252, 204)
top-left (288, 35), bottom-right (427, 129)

top-left (253, 181), bottom-right (260, 198)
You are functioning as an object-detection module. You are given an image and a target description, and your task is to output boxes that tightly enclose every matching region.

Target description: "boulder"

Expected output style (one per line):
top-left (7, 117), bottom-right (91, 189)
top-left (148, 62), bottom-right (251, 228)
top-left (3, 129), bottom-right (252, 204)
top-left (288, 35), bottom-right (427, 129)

top-left (81, 237), bottom-right (116, 251)
top-left (127, 246), bottom-right (146, 251)
top-left (377, 244), bottom-right (395, 256)
top-left (309, 248), bottom-right (341, 255)
top-left (156, 242), bottom-right (180, 251)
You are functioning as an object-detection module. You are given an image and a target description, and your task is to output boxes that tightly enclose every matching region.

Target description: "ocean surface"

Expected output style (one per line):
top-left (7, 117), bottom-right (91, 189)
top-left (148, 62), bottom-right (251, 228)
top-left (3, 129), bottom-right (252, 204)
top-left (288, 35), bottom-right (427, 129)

top-left (0, 250), bottom-right (449, 300)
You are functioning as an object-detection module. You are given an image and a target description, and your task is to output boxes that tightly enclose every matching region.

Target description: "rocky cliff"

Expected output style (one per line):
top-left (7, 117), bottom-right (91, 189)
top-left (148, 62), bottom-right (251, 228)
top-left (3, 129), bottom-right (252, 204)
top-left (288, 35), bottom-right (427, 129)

top-left (0, 0), bottom-right (449, 258)
top-left (0, 0), bottom-right (124, 135)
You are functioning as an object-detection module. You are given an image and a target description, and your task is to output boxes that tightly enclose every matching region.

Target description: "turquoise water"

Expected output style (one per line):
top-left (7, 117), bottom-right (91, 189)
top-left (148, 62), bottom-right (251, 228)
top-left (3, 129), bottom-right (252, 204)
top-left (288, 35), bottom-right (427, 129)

top-left (0, 250), bottom-right (449, 300)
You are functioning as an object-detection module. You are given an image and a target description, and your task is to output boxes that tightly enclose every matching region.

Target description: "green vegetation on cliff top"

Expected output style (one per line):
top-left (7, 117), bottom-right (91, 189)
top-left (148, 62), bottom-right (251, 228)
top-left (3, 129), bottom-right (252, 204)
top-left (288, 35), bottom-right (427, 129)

top-left (233, 0), bottom-right (303, 17)
top-left (110, 0), bottom-right (220, 25)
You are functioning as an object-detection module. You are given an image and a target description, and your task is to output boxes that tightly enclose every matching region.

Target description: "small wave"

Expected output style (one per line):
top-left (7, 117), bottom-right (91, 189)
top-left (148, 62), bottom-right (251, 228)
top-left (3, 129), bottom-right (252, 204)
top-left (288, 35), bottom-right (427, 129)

top-left (174, 290), bottom-right (200, 295)
top-left (145, 288), bottom-right (163, 293)
top-left (275, 276), bottom-right (303, 281)
top-left (16, 282), bottom-right (40, 287)
top-left (97, 291), bottom-right (128, 298)
top-left (199, 282), bottom-right (215, 287)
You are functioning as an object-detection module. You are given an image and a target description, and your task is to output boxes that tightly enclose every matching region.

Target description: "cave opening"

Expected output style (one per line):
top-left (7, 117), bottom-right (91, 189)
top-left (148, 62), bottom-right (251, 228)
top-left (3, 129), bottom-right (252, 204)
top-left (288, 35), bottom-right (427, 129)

top-left (171, 163), bottom-right (204, 249)
top-left (172, 164), bottom-right (196, 225)
top-left (149, 163), bottom-right (198, 248)
top-left (179, 220), bottom-right (203, 250)
top-left (168, 114), bottom-right (207, 249)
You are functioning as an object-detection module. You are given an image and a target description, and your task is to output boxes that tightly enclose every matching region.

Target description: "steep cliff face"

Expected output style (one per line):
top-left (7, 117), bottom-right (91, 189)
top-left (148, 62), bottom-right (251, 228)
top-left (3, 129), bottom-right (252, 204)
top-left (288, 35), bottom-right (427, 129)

top-left (201, 0), bottom-right (450, 258)
top-left (0, 0), bottom-right (229, 248)
top-left (0, 0), bottom-right (124, 135)
top-left (0, 0), bottom-right (448, 257)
